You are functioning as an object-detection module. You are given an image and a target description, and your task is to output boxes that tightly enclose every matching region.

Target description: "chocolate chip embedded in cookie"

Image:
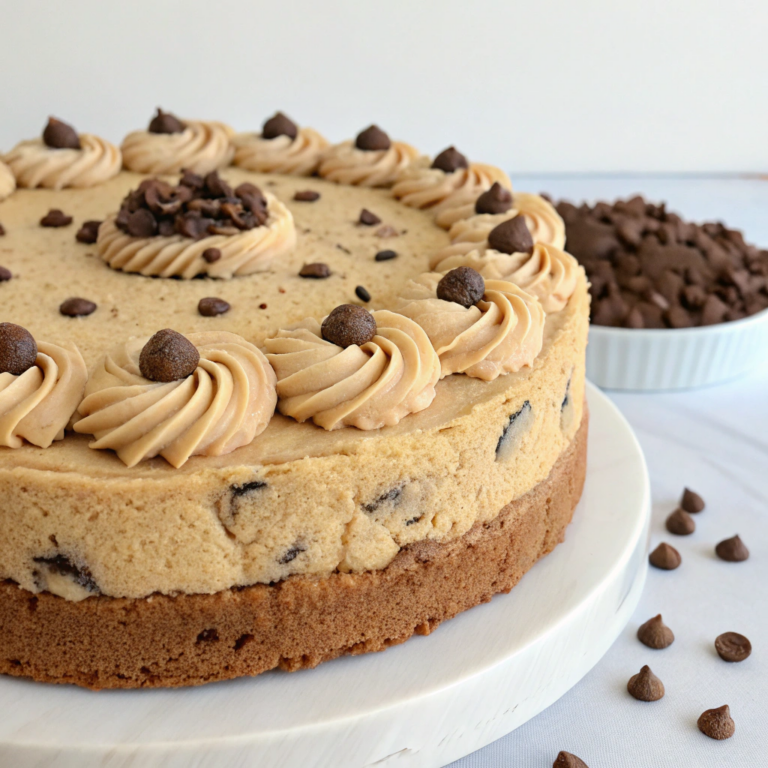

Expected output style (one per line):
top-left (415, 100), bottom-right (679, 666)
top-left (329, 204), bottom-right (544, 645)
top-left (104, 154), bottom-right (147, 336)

top-left (75, 220), bottom-right (102, 244)
top-left (198, 297), bottom-right (231, 317)
top-left (40, 209), bottom-right (73, 228)
top-left (475, 182), bottom-right (513, 215)
top-left (59, 297), bottom-right (97, 317)
top-left (0, 322), bottom-right (38, 375)
top-left (147, 108), bottom-right (186, 135)
top-left (437, 266), bottom-right (485, 308)
top-left (355, 285), bottom-right (371, 303)
top-left (358, 209), bottom-right (381, 226)
top-left (431, 146), bottom-right (469, 173)
top-left (262, 112), bottom-right (298, 141)
top-left (42, 117), bottom-right (81, 150)
top-left (355, 125), bottom-right (391, 151)
top-left (321, 304), bottom-right (377, 348)
top-left (139, 329), bottom-right (200, 382)
top-left (375, 249), bottom-right (397, 262)
top-left (487, 215), bottom-right (534, 255)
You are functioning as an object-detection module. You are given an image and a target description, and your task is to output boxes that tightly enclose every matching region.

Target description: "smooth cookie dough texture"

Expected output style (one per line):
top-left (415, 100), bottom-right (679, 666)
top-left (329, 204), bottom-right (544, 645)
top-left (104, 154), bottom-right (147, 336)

top-left (0, 113), bottom-right (588, 688)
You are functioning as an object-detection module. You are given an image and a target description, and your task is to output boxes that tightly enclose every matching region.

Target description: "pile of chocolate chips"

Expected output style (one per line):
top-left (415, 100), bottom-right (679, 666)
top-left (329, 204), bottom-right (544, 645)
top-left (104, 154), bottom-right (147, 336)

top-left (554, 195), bottom-right (768, 328)
top-left (115, 170), bottom-right (268, 240)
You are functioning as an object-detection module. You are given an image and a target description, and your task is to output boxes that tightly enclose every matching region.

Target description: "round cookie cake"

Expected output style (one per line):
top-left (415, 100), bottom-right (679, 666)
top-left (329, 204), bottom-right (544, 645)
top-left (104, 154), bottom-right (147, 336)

top-left (0, 113), bottom-right (589, 689)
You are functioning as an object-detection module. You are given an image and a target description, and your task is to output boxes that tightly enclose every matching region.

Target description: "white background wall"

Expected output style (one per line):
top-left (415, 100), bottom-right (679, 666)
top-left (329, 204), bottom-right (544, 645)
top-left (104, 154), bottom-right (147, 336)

top-left (2, 0), bottom-right (766, 174)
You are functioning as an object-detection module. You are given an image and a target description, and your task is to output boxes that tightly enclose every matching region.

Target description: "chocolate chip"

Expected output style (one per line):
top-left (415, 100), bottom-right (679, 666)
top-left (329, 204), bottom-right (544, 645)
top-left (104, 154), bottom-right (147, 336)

top-left (375, 249), bottom-right (397, 262)
top-left (697, 705), bottom-right (735, 740)
top-left (376, 224), bottom-right (399, 238)
top-left (363, 487), bottom-right (403, 513)
top-left (202, 247), bottom-right (222, 264)
top-left (437, 266), bottom-right (485, 308)
top-left (666, 508), bottom-right (695, 535)
top-left (148, 108), bottom-right (185, 134)
top-left (553, 752), bottom-right (589, 768)
top-left (259, 303), bottom-right (268, 309)
top-left (0, 223), bottom-right (5, 236)
top-left (358, 209), bottom-right (381, 226)
top-left (431, 146), bottom-right (469, 173)
top-left (262, 112), bottom-right (298, 141)
top-left (33, 554), bottom-right (98, 593)
top-left (681, 487), bottom-right (705, 513)
top-left (637, 614), bottom-right (675, 649)
top-left (715, 632), bottom-right (752, 662)
top-left (715, 534), bottom-right (749, 562)
top-left (75, 220), bottom-right (102, 244)
top-left (204, 171), bottom-right (234, 199)
top-left (649, 542), bottom-right (681, 570)
top-left (278, 544), bottom-right (306, 564)
top-left (196, 628), bottom-right (219, 643)
top-left (198, 297), bottom-right (230, 317)
top-left (299, 263), bottom-right (331, 279)
top-left (627, 665), bottom-right (665, 701)
top-left (355, 124), bottom-right (391, 151)
top-left (321, 304), bottom-right (377, 348)
top-left (125, 209), bottom-right (158, 238)
top-left (42, 117), bottom-right (80, 150)
top-left (487, 215), bottom-right (534, 255)
top-left (355, 285), bottom-right (371, 303)
top-left (0, 267), bottom-right (12, 282)
top-left (0, 323), bottom-right (37, 375)
top-left (496, 400), bottom-right (532, 458)
top-left (40, 209), bottom-right (73, 228)
top-left (293, 190), bottom-right (320, 202)
top-left (180, 169), bottom-right (205, 189)
top-left (139, 329), bottom-right (199, 382)
top-left (59, 297), bottom-right (97, 317)
top-left (475, 182), bottom-right (513, 215)
top-left (232, 480), bottom-right (267, 497)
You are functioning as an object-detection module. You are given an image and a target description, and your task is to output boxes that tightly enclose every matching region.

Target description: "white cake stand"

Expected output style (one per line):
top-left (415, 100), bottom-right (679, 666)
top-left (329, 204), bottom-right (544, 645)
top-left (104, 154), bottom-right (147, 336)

top-left (0, 383), bottom-right (650, 768)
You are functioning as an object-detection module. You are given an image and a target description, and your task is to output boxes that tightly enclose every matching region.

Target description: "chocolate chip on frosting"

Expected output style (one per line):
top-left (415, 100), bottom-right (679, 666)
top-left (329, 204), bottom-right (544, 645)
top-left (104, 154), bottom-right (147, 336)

top-left (627, 664), bottom-right (665, 701)
top-left (637, 614), bottom-right (675, 649)
top-left (697, 705), bottom-right (735, 740)
top-left (475, 182), bottom-right (513, 215)
top-left (487, 215), bottom-right (534, 255)
top-left (375, 249), bottom-right (397, 262)
top-left (59, 297), bottom-right (97, 317)
top-left (198, 297), bottom-right (230, 317)
top-left (0, 323), bottom-right (38, 375)
top-left (355, 285), bottom-right (372, 303)
top-left (42, 117), bottom-right (81, 150)
top-left (125, 209), bottom-right (158, 238)
top-left (202, 247), bottom-right (222, 264)
top-left (148, 108), bottom-right (186, 135)
top-left (437, 266), bottom-right (485, 308)
top-left (715, 534), bottom-right (749, 562)
top-left (299, 263), bottom-right (331, 279)
top-left (666, 508), bottom-right (695, 535)
top-left (0, 266), bottom-right (12, 282)
top-left (262, 112), bottom-right (298, 141)
top-left (40, 209), bottom-right (73, 228)
top-left (293, 190), bottom-right (320, 202)
top-left (75, 220), bottom-right (102, 244)
top-left (358, 209), bottom-right (382, 226)
top-left (139, 329), bottom-right (200, 382)
top-left (649, 542), bottom-right (681, 570)
top-left (431, 146), bottom-right (469, 173)
top-left (715, 632), bottom-right (752, 662)
top-left (321, 304), bottom-right (377, 348)
top-left (681, 487), bottom-right (705, 513)
top-left (355, 124), bottom-right (391, 151)
top-left (553, 751), bottom-right (589, 768)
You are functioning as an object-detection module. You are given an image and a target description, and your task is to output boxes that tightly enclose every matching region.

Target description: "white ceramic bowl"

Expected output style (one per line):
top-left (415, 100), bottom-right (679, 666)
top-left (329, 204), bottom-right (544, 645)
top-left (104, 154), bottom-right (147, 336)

top-left (586, 306), bottom-right (768, 390)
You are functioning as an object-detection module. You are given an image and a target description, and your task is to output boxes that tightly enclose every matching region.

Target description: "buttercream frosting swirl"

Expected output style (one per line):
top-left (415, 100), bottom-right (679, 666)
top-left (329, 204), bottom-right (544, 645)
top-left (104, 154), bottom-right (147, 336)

top-left (0, 341), bottom-right (87, 448)
top-left (396, 273), bottom-right (544, 380)
top-left (233, 127), bottom-right (329, 176)
top-left (317, 140), bottom-right (420, 187)
top-left (74, 332), bottom-right (277, 468)
top-left (392, 157), bottom-right (511, 230)
top-left (2, 135), bottom-right (121, 190)
top-left (121, 120), bottom-right (235, 175)
top-left (0, 161), bottom-right (16, 199)
top-left (96, 192), bottom-right (296, 279)
top-left (433, 244), bottom-right (580, 313)
top-left (429, 192), bottom-right (566, 267)
top-left (264, 310), bottom-right (440, 430)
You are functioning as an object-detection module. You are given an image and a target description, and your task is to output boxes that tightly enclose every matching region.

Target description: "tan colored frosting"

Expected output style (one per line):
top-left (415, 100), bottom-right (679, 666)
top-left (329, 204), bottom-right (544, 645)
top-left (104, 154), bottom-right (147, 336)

top-left (2, 135), bottom-right (121, 190)
top-left (96, 192), bottom-right (296, 279)
top-left (74, 332), bottom-right (277, 468)
top-left (433, 244), bottom-right (580, 313)
top-left (233, 127), bottom-right (329, 176)
top-left (0, 341), bottom-right (87, 448)
top-left (0, 161), bottom-right (16, 200)
top-left (318, 140), bottom-right (420, 187)
top-left (121, 120), bottom-right (235, 175)
top-left (392, 158), bottom-right (511, 230)
top-left (396, 273), bottom-right (544, 380)
top-left (264, 310), bottom-right (440, 430)
top-left (430, 192), bottom-right (566, 267)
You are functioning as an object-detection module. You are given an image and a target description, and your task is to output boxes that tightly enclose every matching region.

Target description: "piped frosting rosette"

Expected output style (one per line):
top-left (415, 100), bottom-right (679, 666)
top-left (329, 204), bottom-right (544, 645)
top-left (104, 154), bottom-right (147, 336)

top-left (430, 192), bottom-right (565, 266)
top-left (0, 161), bottom-right (16, 200)
top-left (392, 151), bottom-right (511, 230)
top-left (264, 310), bottom-right (440, 431)
top-left (121, 117), bottom-right (235, 175)
top-left (3, 119), bottom-right (121, 190)
top-left (74, 331), bottom-right (277, 468)
top-left (396, 273), bottom-right (544, 381)
top-left (434, 244), bottom-right (580, 313)
top-left (0, 337), bottom-right (87, 449)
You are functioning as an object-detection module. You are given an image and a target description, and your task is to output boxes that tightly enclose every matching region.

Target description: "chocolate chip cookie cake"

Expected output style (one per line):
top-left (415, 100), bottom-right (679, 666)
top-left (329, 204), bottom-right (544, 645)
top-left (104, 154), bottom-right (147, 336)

top-left (0, 112), bottom-right (589, 689)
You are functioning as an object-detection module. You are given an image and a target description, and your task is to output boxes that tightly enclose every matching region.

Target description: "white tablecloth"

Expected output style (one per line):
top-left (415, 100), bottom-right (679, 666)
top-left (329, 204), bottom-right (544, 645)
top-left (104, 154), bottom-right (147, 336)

top-left (451, 176), bottom-right (768, 767)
